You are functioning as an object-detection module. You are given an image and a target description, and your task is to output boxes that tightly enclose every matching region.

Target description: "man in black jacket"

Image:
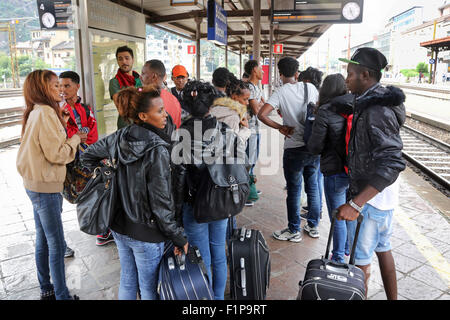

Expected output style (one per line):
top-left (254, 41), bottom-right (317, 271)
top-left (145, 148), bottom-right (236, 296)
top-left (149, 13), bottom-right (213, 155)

top-left (337, 48), bottom-right (406, 300)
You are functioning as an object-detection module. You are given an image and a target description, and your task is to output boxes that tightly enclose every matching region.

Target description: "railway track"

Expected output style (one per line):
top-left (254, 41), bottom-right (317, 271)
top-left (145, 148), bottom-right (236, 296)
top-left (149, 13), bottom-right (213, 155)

top-left (0, 89), bottom-right (22, 98)
top-left (401, 125), bottom-right (450, 191)
top-left (0, 107), bottom-right (24, 129)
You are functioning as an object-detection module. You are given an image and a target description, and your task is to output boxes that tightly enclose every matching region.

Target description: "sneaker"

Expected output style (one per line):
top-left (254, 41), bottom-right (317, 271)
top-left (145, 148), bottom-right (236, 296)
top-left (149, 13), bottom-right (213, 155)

top-left (64, 246), bottom-right (75, 258)
top-left (304, 224), bottom-right (320, 238)
top-left (257, 190), bottom-right (262, 195)
top-left (96, 231), bottom-right (114, 246)
top-left (300, 213), bottom-right (308, 221)
top-left (245, 200), bottom-right (254, 207)
top-left (273, 228), bottom-right (303, 242)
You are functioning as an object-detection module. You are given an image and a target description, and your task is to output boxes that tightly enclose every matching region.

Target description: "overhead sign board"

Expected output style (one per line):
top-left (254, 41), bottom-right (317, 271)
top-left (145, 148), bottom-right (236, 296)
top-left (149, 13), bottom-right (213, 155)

top-left (207, 0), bottom-right (228, 45)
top-left (272, 0), bottom-right (364, 24)
top-left (86, 0), bottom-right (146, 39)
top-left (37, 0), bottom-right (73, 30)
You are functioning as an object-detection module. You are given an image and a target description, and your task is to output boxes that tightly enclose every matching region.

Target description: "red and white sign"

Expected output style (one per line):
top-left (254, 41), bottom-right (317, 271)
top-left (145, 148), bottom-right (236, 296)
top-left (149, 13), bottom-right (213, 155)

top-left (274, 44), bottom-right (283, 54)
top-left (187, 45), bottom-right (196, 55)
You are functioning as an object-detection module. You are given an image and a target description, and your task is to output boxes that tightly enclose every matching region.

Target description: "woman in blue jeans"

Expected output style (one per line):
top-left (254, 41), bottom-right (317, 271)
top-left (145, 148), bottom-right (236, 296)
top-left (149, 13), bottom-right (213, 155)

top-left (177, 80), bottom-right (231, 300)
top-left (16, 70), bottom-right (87, 300)
top-left (307, 74), bottom-right (354, 263)
top-left (81, 86), bottom-right (188, 299)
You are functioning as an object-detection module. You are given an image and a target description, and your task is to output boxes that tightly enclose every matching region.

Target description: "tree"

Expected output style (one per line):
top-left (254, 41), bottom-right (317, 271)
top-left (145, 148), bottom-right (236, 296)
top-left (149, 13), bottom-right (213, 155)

top-left (416, 62), bottom-right (428, 74)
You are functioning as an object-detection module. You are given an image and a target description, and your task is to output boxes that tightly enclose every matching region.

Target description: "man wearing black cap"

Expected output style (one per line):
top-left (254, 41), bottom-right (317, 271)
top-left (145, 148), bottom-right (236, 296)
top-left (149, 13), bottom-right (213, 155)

top-left (336, 48), bottom-right (406, 300)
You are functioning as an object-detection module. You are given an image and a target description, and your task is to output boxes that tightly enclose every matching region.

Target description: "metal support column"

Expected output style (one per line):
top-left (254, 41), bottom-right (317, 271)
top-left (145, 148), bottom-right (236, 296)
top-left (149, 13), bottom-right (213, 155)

top-left (195, 16), bottom-right (202, 80)
top-left (268, 22), bottom-right (274, 95)
top-left (253, 0), bottom-right (261, 63)
top-left (239, 44), bottom-right (242, 77)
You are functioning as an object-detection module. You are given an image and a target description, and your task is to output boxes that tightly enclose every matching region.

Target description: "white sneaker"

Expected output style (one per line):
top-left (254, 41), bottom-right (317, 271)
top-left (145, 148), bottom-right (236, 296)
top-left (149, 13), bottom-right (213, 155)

top-left (273, 228), bottom-right (303, 242)
top-left (304, 224), bottom-right (320, 238)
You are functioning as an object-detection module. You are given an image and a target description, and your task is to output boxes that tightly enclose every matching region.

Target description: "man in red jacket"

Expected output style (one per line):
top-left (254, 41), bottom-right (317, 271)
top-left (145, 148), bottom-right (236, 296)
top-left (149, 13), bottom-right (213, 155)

top-left (59, 71), bottom-right (98, 145)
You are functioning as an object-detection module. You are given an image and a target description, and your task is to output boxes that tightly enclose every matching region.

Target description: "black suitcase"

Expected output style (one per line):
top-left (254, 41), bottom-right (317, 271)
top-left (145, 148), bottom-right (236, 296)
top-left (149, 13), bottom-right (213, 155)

top-left (297, 210), bottom-right (366, 300)
top-left (228, 224), bottom-right (271, 300)
top-left (158, 242), bottom-right (214, 300)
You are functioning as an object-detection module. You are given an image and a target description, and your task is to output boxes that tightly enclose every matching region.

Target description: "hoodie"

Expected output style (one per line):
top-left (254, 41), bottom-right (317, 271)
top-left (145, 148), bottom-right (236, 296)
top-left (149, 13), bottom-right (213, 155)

top-left (347, 84), bottom-right (406, 198)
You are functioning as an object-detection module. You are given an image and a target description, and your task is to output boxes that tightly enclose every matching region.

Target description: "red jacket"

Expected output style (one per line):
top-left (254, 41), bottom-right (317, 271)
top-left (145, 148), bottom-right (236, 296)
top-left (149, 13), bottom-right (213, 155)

top-left (63, 97), bottom-right (98, 145)
top-left (161, 89), bottom-right (182, 128)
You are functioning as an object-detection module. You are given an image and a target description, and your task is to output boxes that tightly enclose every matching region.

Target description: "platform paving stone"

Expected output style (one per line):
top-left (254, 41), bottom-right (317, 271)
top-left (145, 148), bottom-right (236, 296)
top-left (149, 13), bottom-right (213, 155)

top-left (1, 125), bottom-right (450, 300)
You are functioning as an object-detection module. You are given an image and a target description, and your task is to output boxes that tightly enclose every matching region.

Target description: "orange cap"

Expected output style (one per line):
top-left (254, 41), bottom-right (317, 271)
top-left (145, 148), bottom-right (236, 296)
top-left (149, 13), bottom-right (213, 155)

top-left (172, 65), bottom-right (188, 77)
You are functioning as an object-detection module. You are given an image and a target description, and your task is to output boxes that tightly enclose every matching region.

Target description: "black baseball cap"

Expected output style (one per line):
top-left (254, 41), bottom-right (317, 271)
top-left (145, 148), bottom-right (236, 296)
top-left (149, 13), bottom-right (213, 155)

top-left (339, 47), bottom-right (388, 72)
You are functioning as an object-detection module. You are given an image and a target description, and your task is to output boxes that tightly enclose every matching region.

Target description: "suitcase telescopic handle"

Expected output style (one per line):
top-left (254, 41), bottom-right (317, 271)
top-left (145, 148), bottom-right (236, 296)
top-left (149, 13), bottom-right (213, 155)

top-left (326, 210), bottom-right (364, 265)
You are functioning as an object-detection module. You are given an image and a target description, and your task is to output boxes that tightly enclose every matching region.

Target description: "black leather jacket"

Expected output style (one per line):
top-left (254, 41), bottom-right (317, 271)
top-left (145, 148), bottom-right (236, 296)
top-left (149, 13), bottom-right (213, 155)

top-left (347, 84), bottom-right (406, 198)
top-left (81, 124), bottom-right (187, 248)
top-left (307, 93), bottom-right (354, 176)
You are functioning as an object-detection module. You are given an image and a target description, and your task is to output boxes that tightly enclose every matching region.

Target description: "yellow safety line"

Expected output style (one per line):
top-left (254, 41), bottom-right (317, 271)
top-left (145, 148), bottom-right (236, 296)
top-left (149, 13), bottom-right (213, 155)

top-left (394, 208), bottom-right (450, 288)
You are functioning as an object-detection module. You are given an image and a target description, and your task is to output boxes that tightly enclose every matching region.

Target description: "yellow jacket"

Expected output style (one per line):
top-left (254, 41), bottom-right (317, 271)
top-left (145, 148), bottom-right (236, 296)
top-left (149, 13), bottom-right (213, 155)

top-left (16, 104), bottom-right (81, 193)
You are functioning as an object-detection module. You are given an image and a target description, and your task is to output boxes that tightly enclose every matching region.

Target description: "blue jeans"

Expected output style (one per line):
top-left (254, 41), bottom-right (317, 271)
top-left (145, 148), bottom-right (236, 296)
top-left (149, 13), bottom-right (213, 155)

top-left (25, 190), bottom-right (72, 300)
top-left (111, 231), bottom-right (164, 300)
top-left (246, 132), bottom-right (261, 176)
top-left (283, 147), bottom-right (321, 232)
top-left (346, 204), bottom-right (394, 266)
top-left (305, 167), bottom-right (324, 213)
top-left (182, 203), bottom-right (228, 300)
top-left (324, 173), bottom-right (350, 263)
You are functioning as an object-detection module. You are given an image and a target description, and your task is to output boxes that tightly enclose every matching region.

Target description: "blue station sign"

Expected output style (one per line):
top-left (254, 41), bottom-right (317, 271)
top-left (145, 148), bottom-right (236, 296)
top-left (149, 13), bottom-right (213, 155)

top-left (207, 0), bottom-right (228, 45)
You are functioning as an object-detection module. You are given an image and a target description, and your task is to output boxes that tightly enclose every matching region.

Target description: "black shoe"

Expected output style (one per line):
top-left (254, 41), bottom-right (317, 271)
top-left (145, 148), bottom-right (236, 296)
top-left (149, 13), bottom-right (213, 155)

top-left (64, 246), bottom-right (75, 258)
top-left (40, 290), bottom-right (56, 300)
top-left (72, 295), bottom-right (80, 300)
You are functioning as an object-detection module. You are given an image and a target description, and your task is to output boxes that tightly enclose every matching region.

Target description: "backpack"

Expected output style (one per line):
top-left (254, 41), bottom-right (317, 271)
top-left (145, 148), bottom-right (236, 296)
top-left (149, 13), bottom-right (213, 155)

top-left (188, 122), bottom-right (250, 223)
top-left (302, 83), bottom-right (315, 145)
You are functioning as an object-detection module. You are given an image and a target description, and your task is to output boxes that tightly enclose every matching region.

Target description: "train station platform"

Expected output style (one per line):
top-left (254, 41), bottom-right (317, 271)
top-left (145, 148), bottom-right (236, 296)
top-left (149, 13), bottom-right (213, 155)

top-left (0, 122), bottom-right (449, 301)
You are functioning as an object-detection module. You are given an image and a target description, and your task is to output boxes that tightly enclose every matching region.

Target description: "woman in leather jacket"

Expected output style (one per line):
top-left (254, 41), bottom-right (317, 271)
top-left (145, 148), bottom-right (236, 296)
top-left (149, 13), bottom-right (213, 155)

top-left (307, 74), bottom-right (353, 263)
top-left (81, 86), bottom-right (188, 300)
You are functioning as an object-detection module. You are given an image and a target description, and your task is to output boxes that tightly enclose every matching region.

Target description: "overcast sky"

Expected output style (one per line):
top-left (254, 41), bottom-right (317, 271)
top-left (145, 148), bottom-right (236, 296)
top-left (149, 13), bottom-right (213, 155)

top-left (305, 0), bottom-right (446, 57)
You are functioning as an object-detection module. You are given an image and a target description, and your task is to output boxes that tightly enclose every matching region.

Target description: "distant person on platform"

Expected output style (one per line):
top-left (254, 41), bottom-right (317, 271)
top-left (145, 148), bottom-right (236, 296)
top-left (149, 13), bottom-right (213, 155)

top-left (244, 60), bottom-right (265, 205)
top-left (337, 47), bottom-right (406, 300)
top-left (212, 67), bottom-right (231, 97)
top-left (109, 46), bottom-right (142, 130)
top-left (171, 64), bottom-right (191, 122)
top-left (141, 59), bottom-right (182, 128)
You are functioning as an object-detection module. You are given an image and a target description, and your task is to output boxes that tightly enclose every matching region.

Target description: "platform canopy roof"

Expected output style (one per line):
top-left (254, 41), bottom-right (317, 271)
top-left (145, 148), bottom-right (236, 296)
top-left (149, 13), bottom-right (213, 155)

top-left (109, 0), bottom-right (333, 58)
top-left (420, 36), bottom-right (450, 52)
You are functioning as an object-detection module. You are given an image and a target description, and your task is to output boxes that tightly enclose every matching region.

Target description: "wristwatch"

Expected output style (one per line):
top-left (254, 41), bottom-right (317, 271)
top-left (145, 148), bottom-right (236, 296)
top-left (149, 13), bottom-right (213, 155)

top-left (348, 199), bottom-right (364, 213)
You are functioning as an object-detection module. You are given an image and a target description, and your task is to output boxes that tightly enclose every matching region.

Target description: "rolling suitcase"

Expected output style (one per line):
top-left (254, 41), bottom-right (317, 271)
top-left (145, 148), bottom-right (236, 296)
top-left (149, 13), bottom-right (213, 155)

top-left (297, 210), bottom-right (366, 300)
top-left (228, 222), bottom-right (271, 300)
top-left (158, 242), bottom-right (214, 300)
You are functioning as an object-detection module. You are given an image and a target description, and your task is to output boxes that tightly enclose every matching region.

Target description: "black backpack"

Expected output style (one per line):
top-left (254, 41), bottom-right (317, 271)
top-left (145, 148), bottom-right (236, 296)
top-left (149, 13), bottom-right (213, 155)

top-left (301, 83), bottom-right (316, 145)
top-left (189, 122), bottom-right (250, 223)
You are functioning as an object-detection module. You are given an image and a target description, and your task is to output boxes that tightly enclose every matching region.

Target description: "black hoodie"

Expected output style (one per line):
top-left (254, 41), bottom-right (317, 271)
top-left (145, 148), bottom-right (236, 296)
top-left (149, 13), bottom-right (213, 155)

top-left (81, 124), bottom-right (187, 247)
top-left (347, 84), bottom-right (406, 198)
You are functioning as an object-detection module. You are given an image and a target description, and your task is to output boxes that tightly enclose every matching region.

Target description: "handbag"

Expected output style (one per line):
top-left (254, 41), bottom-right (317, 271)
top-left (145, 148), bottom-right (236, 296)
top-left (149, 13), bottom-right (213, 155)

top-left (62, 144), bottom-right (93, 204)
top-left (75, 159), bottom-right (118, 235)
top-left (62, 106), bottom-right (93, 203)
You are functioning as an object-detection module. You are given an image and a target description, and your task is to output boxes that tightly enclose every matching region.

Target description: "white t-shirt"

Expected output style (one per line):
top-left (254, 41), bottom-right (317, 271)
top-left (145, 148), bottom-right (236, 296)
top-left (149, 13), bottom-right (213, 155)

top-left (266, 82), bottom-right (319, 149)
top-left (367, 178), bottom-right (399, 211)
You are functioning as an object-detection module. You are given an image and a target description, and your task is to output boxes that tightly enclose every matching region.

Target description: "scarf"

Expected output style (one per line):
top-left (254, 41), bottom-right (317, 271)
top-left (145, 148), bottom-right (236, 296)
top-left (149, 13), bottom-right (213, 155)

top-left (115, 69), bottom-right (142, 89)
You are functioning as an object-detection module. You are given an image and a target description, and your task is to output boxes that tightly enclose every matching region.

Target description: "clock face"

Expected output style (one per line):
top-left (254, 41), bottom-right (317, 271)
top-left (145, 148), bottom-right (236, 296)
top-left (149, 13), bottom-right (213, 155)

top-left (42, 12), bottom-right (56, 28)
top-left (342, 2), bottom-right (361, 21)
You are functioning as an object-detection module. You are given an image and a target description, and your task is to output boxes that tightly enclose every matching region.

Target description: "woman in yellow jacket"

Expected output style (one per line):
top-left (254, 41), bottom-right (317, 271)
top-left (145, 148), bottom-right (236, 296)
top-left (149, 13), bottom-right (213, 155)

top-left (16, 70), bottom-right (87, 300)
